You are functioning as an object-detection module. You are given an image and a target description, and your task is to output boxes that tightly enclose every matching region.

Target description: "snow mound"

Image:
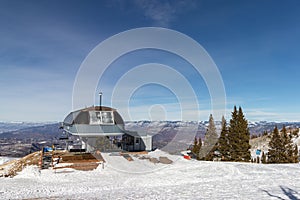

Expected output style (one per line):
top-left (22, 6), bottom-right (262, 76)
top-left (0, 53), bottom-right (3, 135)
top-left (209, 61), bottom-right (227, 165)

top-left (16, 165), bottom-right (41, 179)
top-left (100, 149), bottom-right (179, 174)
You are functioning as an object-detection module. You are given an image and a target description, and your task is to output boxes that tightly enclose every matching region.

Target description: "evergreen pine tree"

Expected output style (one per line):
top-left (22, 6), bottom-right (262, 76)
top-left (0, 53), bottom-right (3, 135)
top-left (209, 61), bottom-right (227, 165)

top-left (293, 145), bottom-right (299, 163)
top-left (199, 114), bottom-right (218, 160)
top-left (292, 129), bottom-right (299, 137)
top-left (198, 137), bottom-right (202, 151)
top-left (268, 126), bottom-right (283, 163)
top-left (228, 106), bottom-right (239, 161)
top-left (191, 137), bottom-right (202, 160)
top-left (218, 116), bottom-right (230, 161)
top-left (191, 137), bottom-right (199, 157)
top-left (228, 106), bottom-right (251, 162)
top-left (281, 125), bottom-right (294, 163)
top-left (263, 131), bottom-right (268, 136)
top-left (268, 125), bottom-right (298, 163)
top-left (221, 115), bottom-right (226, 128)
top-left (238, 107), bottom-right (251, 161)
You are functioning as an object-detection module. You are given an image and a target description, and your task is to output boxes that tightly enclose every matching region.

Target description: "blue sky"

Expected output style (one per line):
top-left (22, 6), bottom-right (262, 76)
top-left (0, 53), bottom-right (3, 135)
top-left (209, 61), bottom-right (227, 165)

top-left (0, 0), bottom-right (299, 122)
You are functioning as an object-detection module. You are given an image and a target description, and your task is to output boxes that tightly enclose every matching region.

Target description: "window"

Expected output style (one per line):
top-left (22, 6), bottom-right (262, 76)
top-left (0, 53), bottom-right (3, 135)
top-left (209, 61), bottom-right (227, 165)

top-left (135, 138), bottom-right (140, 144)
top-left (101, 111), bottom-right (113, 124)
top-left (89, 111), bottom-right (114, 125)
top-left (90, 112), bottom-right (101, 124)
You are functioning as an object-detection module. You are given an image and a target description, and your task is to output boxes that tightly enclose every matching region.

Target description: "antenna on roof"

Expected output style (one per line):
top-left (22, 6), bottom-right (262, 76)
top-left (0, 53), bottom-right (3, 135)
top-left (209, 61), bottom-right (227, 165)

top-left (99, 92), bottom-right (102, 111)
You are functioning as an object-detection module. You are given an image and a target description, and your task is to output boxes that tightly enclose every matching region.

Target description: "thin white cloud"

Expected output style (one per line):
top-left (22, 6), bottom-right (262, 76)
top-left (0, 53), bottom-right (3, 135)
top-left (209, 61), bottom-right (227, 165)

top-left (244, 109), bottom-right (300, 122)
top-left (132, 0), bottom-right (198, 27)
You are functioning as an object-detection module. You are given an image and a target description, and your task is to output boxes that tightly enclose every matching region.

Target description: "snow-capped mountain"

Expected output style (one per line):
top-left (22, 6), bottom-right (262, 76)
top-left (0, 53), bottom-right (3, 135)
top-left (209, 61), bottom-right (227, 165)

top-left (1, 120), bottom-right (299, 137)
top-left (126, 120), bottom-right (300, 135)
top-left (248, 121), bottom-right (300, 134)
top-left (0, 122), bottom-right (55, 134)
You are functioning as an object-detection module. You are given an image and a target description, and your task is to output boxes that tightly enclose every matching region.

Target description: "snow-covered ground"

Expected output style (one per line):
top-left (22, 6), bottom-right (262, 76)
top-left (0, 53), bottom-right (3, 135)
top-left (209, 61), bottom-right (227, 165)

top-left (0, 150), bottom-right (299, 199)
top-left (0, 156), bottom-right (17, 165)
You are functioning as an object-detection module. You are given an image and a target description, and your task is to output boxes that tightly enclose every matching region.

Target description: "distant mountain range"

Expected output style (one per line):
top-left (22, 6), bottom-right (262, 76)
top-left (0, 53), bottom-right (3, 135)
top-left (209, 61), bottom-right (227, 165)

top-left (0, 122), bottom-right (55, 134)
top-left (0, 122), bottom-right (61, 140)
top-left (126, 120), bottom-right (300, 135)
top-left (248, 121), bottom-right (300, 135)
top-left (1, 121), bottom-right (300, 140)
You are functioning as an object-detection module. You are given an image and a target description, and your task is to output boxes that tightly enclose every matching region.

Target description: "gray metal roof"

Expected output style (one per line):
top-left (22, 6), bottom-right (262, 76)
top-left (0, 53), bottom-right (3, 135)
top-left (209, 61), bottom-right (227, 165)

top-left (63, 110), bottom-right (81, 125)
top-left (63, 106), bottom-right (124, 126)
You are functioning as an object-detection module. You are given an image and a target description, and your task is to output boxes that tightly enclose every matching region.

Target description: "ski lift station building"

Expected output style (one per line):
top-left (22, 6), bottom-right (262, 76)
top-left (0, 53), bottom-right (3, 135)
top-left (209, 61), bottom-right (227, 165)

top-left (62, 106), bottom-right (152, 152)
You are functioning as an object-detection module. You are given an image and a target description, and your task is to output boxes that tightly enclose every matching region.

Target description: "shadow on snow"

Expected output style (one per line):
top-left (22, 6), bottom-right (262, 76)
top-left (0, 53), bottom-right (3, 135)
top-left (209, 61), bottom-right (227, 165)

top-left (262, 186), bottom-right (299, 200)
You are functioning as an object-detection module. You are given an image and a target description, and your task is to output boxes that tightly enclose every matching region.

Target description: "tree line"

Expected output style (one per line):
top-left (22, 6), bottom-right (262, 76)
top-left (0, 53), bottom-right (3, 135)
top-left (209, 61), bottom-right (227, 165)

top-left (267, 125), bottom-right (298, 163)
top-left (191, 106), bottom-right (299, 163)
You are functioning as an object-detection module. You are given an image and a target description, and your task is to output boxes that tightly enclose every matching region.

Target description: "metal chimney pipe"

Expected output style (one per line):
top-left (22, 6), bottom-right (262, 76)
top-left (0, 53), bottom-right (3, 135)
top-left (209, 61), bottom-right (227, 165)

top-left (99, 92), bottom-right (102, 110)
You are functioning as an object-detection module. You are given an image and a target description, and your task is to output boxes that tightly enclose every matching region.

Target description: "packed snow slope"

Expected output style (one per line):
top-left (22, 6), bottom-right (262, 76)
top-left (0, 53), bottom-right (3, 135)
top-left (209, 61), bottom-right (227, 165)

top-left (0, 150), bottom-right (299, 200)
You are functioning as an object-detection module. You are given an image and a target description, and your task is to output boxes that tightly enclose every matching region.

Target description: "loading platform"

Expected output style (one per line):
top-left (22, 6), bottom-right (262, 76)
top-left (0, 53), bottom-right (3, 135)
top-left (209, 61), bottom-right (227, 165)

top-left (40, 149), bottom-right (105, 171)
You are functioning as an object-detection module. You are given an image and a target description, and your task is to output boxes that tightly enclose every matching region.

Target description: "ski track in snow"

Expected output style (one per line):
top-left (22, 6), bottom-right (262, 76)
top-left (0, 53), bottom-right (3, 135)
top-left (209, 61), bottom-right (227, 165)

top-left (0, 150), bottom-right (299, 200)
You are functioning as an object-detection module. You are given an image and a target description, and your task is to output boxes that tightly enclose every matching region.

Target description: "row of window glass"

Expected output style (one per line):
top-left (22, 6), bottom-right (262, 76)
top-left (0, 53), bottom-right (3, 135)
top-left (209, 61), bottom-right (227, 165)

top-left (90, 111), bottom-right (114, 124)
